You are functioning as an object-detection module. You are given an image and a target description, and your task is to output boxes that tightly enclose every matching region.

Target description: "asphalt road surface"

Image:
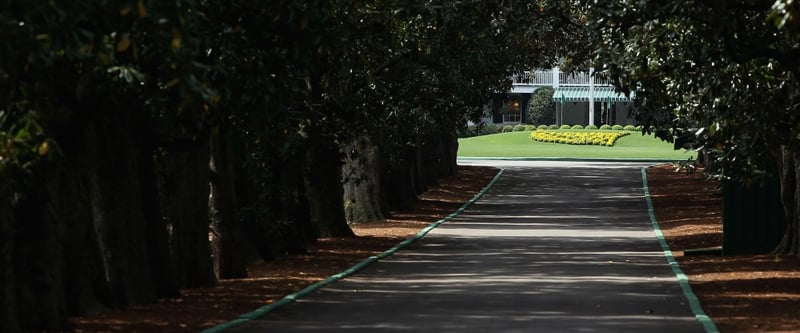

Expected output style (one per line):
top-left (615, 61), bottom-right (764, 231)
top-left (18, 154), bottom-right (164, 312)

top-left (226, 160), bottom-right (707, 333)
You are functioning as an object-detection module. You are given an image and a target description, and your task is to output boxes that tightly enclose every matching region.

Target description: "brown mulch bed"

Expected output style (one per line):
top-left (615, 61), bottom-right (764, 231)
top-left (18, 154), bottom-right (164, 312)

top-left (71, 165), bottom-right (498, 333)
top-left (71, 163), bottom-right (800, 332)
top-left (647, 164), bottom-right (800, 333)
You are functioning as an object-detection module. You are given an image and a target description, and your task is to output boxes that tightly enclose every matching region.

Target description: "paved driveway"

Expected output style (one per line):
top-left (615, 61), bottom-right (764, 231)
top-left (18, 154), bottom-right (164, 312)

top-left (226, 161), bottom-right (707, 333)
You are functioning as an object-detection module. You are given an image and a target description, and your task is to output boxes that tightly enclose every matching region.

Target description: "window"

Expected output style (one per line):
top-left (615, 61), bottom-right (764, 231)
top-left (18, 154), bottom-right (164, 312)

top-left (503, 99), bottom-right (521, 123)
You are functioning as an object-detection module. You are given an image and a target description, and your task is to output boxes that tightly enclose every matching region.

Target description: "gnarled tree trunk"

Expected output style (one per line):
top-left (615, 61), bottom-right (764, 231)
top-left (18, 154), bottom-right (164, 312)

top-left (343, 137), bottom-right (388, 223)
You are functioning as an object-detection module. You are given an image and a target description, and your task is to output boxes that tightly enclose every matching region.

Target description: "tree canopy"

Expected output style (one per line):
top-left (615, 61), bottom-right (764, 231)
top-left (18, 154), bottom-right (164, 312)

top-left (11, 1), bottom-right (800, 331)
top-left (579, 0), bottom-right (800, 254)
top-left (0, 1), bottom-right (582, 331)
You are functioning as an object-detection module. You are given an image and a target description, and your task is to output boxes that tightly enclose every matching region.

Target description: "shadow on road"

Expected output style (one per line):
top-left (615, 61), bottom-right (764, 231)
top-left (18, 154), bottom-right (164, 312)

top-left (230, 163), bottom-right (705, 333)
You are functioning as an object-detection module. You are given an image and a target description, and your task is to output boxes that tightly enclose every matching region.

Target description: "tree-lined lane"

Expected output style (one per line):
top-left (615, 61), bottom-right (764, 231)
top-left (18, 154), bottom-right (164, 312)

top-left (226, 161), bottom-right (705, 332)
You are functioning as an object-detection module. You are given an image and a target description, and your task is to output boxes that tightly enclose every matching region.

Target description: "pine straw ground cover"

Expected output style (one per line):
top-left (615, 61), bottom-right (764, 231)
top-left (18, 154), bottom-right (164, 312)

top-left (70, 164), bottom-right (799, 332)
top-left (647, 164), bottom-right (800, 333)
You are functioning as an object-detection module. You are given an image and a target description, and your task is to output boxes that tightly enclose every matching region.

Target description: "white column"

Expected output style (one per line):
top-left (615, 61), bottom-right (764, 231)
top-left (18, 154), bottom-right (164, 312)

top-left (553, 67), bottom-right (560, 126)
top-left (588, 67), bottom-right (595, 126)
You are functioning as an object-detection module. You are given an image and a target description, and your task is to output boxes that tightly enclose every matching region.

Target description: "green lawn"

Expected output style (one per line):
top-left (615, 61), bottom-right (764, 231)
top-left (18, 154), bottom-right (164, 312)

top-left (457, 130), bottom-right (695, 160)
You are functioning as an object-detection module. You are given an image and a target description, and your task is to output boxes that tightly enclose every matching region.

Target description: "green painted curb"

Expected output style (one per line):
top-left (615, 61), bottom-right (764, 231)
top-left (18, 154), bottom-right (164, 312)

top-left (640, 167), bottom-right (719, 333)
top-left (458, 156), bottom-right (686, 163)
top-left (201, 168), bottom-right (506, 333)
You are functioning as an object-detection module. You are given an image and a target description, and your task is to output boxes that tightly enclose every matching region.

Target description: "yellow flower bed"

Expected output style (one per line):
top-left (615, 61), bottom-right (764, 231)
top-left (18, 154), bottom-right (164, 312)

top-left (529, 130), bottom-right (629, 147)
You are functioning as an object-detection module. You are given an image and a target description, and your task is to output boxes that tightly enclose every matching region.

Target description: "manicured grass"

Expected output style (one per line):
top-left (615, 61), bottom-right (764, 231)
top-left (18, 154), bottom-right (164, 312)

top-left (458, 130), bottom-right (695, 160)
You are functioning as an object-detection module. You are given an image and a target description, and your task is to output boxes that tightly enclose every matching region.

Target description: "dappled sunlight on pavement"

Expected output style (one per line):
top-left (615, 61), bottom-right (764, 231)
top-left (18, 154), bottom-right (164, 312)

top-left (226, 161), bottom-right (706, 333)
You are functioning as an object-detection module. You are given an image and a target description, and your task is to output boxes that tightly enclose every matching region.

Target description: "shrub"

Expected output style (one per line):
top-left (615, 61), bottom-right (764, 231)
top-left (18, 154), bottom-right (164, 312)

top-left (548, 124), bottom-right (559, 129)
top-left (599, 124), bottom-right (612, 130)
top-left (524, 125), bottom-right (536, 131)
top-left (459, 123), bottom-right (504, 138)
top-left (571, 124), bottom-right (584, 130)
top-left (585, 124), bottom-right (598, 130)
top-left (623, 125), bottom-right (637, 131)
top-left (457, 126), bottom-right (473, 138)
top-left (466, 126), bottom-right (479, 137)
top-left (513, 124), bottom-right (526, 132)
top-left (527, 87), bottom-right (555, 125)
top-left (537, 124), bottom-right (548, 130)
top-left (611, 124), bottom-right (624, 130)
top-left (502, 125), bottom-right (515, 133)
top-left (483, 123), bottom-right (500, 134)
top-left (559, 124), bottom-right (572, 130)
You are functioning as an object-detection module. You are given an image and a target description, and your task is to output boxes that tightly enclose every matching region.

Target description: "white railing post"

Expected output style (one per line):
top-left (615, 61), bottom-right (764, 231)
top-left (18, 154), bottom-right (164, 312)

top-left (552, 67), bottom-right (560, 88)
top-left (588, 67), bottom-right (595, 126)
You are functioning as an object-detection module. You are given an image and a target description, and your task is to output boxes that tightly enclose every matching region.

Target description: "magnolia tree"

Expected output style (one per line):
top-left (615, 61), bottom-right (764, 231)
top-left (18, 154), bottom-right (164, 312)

top-left (580, 0), bottom-right (800, 254)
top-left (0, 1), bottom-right (591, 331)
top-left (339, 1), bottom-right (586, 223)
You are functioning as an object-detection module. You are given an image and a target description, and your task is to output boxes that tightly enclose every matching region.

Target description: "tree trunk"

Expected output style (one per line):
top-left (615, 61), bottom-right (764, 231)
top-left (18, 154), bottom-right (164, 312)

top-left (86, 115), bottom-right (156, 306)
top-left (280, 152), bottom-right (316, 250)
top-left (379, 130), bottom-right (458, 215)
top-left (14, 146), bottom-right (108, 330)
top-left (305, 140), bottom-right (354, 238)
top-left (414, 137), bottom-right (434, 195)
top-left (128, 101), bottom-right (181, 298)
top-left (0, 179), bottom-right (18, 333)
top-left (159, 139), bottom-right (218, 288)
top-left (13, 178), bottom-right (68, 331)
top-left (775, 145), bottom-right (800, 255)
top-left (210, 125), bottom-right (249, 279)
top-left (441, 130), bottom-right (459, 177)
top-left (428, 130), bottom-right (459, 179)
top-left (138, 148), bottom-right (180, 297)
top-left (382, 147), bottom-right (420, 211)
top-left (236, 143), bottom-right (311, 260)
top-left (56, 143), bottom-right (109, 317)
top-left (343, 137), bottom-right (388, 223)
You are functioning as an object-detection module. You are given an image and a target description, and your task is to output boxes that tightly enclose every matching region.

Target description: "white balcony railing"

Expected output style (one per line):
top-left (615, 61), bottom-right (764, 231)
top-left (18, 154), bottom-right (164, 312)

top-left (511, 70), bottom-right (555, 85)
top-left (511, 69), bottom-right (611, 87)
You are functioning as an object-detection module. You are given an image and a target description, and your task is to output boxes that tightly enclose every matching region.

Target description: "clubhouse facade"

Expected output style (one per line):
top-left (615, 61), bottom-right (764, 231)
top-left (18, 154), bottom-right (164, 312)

top-left (483, 68), bottom-right (636, 126)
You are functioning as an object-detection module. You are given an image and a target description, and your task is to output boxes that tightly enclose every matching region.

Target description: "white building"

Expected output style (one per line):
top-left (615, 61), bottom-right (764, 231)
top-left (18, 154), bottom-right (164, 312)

top-left (485, 68), bottom-right (636, 126)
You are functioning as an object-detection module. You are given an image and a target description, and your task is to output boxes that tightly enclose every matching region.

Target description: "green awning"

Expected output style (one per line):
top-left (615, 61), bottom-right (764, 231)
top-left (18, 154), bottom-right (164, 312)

top-left (552, 87), bottom-right (633, 102)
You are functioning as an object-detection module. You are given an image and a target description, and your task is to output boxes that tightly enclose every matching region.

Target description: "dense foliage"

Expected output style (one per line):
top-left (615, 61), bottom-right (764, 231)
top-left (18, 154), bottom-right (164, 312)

top-left (579, 0), bottom-right (800, 254)
top-left (0, 1), bottom-right (581, 331)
